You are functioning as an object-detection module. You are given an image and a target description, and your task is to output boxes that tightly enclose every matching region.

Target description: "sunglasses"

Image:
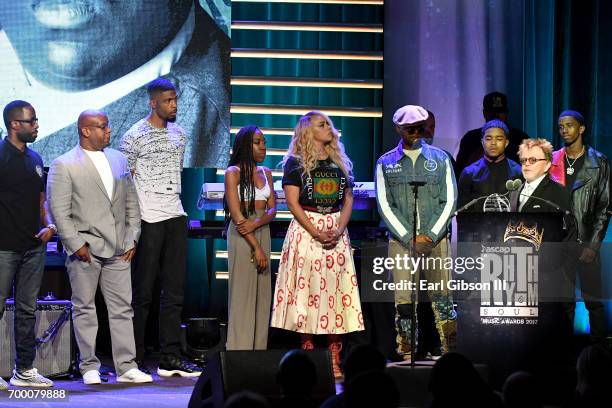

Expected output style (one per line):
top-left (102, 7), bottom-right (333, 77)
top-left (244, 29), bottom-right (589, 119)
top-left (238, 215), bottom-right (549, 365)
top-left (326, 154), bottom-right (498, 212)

top-left (399, 125), bottom-right (424, 135)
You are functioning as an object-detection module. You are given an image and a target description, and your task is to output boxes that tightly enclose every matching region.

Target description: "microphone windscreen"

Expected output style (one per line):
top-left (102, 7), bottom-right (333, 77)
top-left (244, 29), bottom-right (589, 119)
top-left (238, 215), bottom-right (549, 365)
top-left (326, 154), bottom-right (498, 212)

top-left (505, 180), bottom-right (515, 191)
top-left (513, 179), bottom-right (523, 190)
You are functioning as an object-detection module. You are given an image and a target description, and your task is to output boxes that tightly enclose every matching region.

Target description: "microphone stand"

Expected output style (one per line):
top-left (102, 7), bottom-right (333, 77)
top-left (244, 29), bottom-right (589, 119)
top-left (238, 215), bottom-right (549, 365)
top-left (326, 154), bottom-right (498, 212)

top-left (408, 181), bottom-right (425, 368)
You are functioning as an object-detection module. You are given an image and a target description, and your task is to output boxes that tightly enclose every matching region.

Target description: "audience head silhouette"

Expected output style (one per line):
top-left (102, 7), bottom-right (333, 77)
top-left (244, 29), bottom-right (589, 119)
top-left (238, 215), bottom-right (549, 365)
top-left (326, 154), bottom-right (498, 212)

top-left (574, 345), bottom-right (612, 407)
top-left (429, 352), bottom-right (502, 408)
top-left (277, 350), bottom-right (317, 397)
top-left (346, 370), bottom-right (399, 408)
top-left (502, 371), bottom-right (542, 408)
top-left (224, 391), bottom-right (269, 408)
top-left (343, 344), bottom-right (386, 384)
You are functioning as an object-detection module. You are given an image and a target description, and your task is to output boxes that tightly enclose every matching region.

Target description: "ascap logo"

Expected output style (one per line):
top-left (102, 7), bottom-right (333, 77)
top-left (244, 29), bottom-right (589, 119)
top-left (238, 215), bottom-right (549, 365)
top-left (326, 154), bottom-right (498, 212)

top-left (503, 221), bottom-right (544, 251)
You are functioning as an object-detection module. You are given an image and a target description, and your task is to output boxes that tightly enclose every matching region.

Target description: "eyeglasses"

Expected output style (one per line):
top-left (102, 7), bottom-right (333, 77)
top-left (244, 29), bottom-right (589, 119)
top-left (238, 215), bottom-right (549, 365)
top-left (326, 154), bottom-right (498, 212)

top-left (86, 124), bottom-right (111, 131)
top-left (399, 125), bottom-right (424, 135)
top-left (14, 118), bottom-right (38, 126)
top-left (519, 157), bottom-right (548, 165)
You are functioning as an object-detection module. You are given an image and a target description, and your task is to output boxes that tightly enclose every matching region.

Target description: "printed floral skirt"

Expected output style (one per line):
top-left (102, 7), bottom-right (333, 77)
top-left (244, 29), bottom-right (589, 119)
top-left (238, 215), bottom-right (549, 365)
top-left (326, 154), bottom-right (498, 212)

top-left (271, 211), bottom-right (364, 334)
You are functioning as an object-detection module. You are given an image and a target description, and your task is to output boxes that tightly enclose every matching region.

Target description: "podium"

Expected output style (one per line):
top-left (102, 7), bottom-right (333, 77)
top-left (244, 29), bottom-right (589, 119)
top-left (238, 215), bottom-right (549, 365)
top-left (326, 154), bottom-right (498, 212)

top-left (455, 212), bottom-right (572, 385)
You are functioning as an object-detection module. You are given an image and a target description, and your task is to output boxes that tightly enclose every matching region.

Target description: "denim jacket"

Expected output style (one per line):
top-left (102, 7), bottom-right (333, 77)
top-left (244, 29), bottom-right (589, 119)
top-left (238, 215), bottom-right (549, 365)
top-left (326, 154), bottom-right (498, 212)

top-left (375, 141), bottom-right (457, 245)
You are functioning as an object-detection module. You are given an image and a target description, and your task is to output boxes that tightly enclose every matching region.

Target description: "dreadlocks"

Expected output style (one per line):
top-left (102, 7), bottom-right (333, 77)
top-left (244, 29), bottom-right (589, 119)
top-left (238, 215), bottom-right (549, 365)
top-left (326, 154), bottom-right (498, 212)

top-left (224, 125), bottom-right (261, 222)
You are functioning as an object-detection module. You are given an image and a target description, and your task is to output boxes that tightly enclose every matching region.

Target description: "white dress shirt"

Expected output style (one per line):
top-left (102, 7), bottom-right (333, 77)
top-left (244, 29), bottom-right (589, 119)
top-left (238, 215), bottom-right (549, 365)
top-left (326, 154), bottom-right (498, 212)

top-left (519, 174), bottom-right (546, 210)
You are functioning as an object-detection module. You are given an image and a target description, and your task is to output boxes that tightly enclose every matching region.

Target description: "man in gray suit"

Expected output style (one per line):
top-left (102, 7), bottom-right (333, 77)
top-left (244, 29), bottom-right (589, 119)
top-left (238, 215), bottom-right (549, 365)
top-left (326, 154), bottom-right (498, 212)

top-left (47, 110), bottom-right (152, 385)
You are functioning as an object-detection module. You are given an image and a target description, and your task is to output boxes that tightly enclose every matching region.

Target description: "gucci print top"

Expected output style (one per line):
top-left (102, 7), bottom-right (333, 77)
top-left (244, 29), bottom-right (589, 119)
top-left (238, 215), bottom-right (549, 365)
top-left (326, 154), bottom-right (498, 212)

top-left (282, 156), bottom-right (353, 213)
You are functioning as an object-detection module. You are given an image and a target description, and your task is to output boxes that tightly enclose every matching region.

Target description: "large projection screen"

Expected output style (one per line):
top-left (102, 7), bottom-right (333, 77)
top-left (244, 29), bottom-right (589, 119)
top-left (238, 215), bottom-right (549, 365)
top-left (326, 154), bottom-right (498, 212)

top-left (0, 0), bottom-right (230, 168)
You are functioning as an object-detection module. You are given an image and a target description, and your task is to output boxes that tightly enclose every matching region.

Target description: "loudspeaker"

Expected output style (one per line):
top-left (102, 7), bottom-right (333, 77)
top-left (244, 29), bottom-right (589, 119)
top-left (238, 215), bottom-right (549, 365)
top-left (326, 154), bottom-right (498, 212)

top-left (386, 363), bottom-right (489, 407)
top-left (0, 300), bottom-right (73, 378)
top-left (180, 318), bottom-right (227, 364)
top-left (188, 350), bottom-right (335, 408)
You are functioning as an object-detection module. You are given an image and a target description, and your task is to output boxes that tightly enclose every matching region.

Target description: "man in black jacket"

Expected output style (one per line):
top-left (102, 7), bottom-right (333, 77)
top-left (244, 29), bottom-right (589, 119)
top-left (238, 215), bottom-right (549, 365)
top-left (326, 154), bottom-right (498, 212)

top-left (512, 138), bottom-right (576, 361)
top-left (550, 110), bottom-right (612, 345)
top-left (456, 92), bottom-right (529, 176)
top-left (512, 138), bottom-right (571, 214)
top-left (458, 120), bottom-right (522, 210)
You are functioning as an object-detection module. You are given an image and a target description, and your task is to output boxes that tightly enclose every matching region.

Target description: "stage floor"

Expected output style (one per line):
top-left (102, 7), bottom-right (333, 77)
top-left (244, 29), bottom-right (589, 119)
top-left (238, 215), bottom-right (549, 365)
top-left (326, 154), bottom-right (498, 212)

top-left (0, 372), bottom-right (198, 408)
top-left (0, 354), bottom-right (199, 408)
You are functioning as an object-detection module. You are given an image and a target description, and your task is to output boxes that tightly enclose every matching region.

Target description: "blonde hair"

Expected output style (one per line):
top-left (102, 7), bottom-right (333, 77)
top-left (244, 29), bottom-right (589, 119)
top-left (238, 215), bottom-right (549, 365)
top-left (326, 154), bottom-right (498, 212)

top-left (283, 111), bottom-right (354, 182)
top-left (518, 138), bottom-right (553, 162)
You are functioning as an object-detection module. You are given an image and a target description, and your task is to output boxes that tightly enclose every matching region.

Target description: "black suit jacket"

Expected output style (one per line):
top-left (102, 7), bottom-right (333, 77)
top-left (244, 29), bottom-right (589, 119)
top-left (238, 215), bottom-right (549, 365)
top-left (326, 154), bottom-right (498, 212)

top-left (510, 175), bottom-right (576, 241)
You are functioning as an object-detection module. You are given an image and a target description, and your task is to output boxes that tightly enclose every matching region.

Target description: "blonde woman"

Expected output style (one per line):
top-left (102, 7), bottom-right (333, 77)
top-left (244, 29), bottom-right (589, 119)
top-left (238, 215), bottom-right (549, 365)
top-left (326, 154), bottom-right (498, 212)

top-left (271, 111), bottom-right (364, 378)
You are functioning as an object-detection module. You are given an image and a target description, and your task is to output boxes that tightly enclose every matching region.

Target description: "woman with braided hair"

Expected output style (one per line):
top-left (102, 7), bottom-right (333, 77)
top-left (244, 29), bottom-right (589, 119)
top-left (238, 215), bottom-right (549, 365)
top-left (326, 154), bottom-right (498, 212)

top-left (224, 125), bottom-right (276, 350)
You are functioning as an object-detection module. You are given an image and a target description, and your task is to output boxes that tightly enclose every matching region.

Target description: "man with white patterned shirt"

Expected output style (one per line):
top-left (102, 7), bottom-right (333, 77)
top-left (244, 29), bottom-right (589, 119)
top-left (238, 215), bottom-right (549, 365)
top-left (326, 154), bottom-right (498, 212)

top-left (120, 78), bottom-right (200, 377)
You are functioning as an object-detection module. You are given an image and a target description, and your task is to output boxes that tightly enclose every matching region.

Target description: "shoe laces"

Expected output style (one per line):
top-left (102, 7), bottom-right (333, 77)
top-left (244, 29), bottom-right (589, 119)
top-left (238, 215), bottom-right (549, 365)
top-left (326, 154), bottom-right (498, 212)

top-left (16, 368), bottom-right (50, 382)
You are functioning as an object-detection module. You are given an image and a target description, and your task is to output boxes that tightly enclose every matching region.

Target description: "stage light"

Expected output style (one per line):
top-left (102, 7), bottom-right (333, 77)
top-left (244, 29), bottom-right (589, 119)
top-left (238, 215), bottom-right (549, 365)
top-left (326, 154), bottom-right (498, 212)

top-left (232, 21), bottom-right (383, 33)
top-left (230, 147), bottom-right (287, 156)
top-left (232, 0), bottom-right (384, 5)
top-left (230, 127), bottom-right (342, 137)
top-left (215, 169), bottom-right (284, 177)
top-left (231, 48), bottom-right (383, 61)
top-left (231, 76), bottom-right (383, 89)
top-left (214, 210), bottom-right (293, 219)
top-left (231, 104), bottom-right (383, 117)
top-left (216, 251), bottom-right (282, 260)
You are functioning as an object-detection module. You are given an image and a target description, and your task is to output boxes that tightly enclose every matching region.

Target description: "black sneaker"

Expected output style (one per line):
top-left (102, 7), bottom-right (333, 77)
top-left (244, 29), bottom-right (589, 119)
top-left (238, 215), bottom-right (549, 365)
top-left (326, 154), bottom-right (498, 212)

top-left (414, 350), bottom-right (429, 361)
top-left (136, 360), bottom-right (151, 375)
top-left (157, 356), bottom-right (202, 378)
top-left (428, 347), bottom-right (444, 361)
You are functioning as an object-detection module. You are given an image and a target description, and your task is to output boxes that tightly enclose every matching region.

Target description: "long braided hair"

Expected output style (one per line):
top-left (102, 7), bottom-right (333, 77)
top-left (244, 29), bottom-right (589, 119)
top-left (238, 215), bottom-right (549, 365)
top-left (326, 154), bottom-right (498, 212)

top-left (224, 125), bottom-right (260, 226)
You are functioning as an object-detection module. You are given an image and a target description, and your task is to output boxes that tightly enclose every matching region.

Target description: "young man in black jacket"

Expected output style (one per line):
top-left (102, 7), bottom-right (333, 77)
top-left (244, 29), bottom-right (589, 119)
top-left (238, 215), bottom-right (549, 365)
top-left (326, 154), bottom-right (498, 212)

top-left (550, 110), bottom-right (612, 345)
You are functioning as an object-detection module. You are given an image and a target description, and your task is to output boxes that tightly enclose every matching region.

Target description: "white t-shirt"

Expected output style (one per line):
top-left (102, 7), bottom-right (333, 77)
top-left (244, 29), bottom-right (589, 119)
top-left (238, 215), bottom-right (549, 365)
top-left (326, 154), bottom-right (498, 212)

top-left (83, 149), bottom-right (114, 199)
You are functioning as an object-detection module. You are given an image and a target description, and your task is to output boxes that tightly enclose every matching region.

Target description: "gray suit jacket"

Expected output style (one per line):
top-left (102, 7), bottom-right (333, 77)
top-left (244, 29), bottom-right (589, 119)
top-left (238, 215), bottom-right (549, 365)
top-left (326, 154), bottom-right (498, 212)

top-left (47, 146), bottom-right (141, 258)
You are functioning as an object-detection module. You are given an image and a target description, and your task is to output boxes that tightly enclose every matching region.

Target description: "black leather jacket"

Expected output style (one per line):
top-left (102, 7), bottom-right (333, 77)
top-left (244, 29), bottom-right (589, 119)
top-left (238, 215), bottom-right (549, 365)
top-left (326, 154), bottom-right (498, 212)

top-left (551, 146), bottom-right (612, 250)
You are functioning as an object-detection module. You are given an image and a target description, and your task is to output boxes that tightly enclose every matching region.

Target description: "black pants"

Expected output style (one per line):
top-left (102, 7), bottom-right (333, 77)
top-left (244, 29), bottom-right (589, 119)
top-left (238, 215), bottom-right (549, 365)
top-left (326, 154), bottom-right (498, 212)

top-left (564, 253), bottom-right (607, 343)
top-left (132, 216), bottom-right (187, 361)
top-left (0, 244), bottom-right (45, 370)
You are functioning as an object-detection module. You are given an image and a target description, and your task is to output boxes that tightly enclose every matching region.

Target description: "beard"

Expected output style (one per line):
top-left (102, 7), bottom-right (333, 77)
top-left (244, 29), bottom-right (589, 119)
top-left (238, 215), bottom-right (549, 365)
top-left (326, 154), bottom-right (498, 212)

top-left (16, 131), bottom-right (36, 144)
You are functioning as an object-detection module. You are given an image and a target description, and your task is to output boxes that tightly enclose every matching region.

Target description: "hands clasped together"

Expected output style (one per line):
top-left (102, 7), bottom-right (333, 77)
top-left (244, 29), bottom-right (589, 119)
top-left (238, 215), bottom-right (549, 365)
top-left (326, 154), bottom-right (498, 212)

top-left (315, 228), bottom-right (343, 250)
top-left (235, 218), bottom-right (268, 274)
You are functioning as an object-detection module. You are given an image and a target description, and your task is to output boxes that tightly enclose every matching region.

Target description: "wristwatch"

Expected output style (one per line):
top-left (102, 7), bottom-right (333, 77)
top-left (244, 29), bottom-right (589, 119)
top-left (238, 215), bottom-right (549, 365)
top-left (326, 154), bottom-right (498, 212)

top-left (47, 224), bottom-right (58, 233)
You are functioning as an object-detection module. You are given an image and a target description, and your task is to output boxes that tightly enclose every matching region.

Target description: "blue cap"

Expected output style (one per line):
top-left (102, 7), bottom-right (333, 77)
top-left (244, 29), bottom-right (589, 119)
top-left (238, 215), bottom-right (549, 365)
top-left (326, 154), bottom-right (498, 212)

top-left (559, 110), bottom-right (585, 125)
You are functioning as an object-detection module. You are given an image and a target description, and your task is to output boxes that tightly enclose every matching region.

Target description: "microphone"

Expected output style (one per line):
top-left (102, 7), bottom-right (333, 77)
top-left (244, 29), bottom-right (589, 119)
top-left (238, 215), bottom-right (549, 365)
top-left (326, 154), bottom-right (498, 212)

top-left (505, 179), bottom-right (523, 191)
top-left (454, 195), bottom-right (489, 215)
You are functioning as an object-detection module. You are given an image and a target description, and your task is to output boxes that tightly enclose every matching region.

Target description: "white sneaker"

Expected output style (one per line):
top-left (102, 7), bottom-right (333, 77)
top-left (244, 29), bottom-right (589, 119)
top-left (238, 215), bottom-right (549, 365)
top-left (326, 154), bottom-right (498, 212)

top-left (82, 370), bottom-right (102, 385)
top-left (117, 368), bottom-right (153, 383)
top-left (0, 376), bottom-right (8, 390)
top-left (9, 368), bottom-right (53, 387)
